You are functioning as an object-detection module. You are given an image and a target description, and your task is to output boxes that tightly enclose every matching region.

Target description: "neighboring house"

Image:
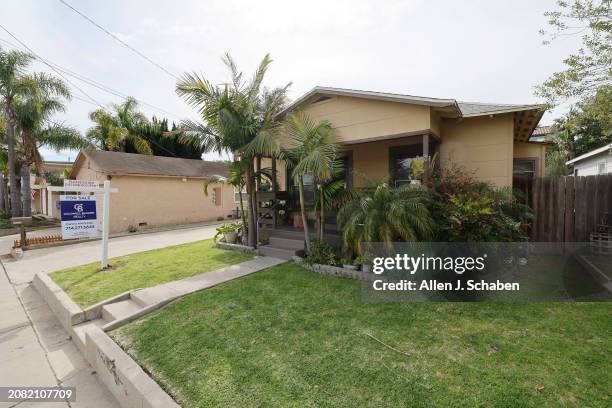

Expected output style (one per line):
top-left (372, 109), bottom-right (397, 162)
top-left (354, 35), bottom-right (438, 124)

top-left (566, 143), bottom-right (612, 176)
top-left (33, 160), bottom-right (73, 216)
top-left (60, 150), bottom-right (236, 233)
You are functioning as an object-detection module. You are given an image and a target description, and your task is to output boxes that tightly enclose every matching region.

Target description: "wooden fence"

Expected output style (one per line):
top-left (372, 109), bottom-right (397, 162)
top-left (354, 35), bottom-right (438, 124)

top-left (532, 174), bottom-right (612, 242)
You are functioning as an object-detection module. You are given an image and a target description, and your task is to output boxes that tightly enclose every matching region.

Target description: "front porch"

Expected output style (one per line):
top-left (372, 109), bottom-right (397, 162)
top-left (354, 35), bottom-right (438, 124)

top-left (255, 132), bottom-right (439, 235)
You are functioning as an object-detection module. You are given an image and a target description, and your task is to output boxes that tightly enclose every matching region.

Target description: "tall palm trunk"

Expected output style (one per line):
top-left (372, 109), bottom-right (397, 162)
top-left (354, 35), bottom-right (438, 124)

top-left (0, 174), bottom-right (5, 212)
top-left (319, 183), bottom-right (325, 240)
top-left (238, 184), bottom-right (247, 232)
top-left (244, 161), bottom-right (257, 247)
top-left (21, 164), bottom-right (31, 217)
top-left (5, 107), bottom-right (20, 217)
top-left (298, 174), bottom-right (311, 251)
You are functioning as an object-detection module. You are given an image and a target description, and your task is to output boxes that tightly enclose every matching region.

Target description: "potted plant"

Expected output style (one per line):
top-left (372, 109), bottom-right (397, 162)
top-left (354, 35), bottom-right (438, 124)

top-left (410, 156), bottom-right (425, 184)
top-left (215, 222), bottom-right (241, 244)
top-left (356, 253), bottom-right (373, 273)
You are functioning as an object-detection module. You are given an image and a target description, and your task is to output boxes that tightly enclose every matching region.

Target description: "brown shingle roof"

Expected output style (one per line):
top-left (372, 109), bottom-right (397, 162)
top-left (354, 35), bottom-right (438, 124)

top-left (74, 150), bottom-right (229, 178)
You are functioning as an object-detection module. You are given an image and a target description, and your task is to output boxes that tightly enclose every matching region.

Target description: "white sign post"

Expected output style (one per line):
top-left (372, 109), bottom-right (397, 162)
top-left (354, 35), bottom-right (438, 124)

top-left (48, 180), bottom-right (118, 269)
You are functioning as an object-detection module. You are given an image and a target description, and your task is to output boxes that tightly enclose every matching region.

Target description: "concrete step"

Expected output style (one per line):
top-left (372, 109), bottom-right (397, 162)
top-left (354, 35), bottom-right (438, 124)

top-left (259, 246), bottom-right (296, 260)
top-left (71, 318), bottom-right (105, 352)
top-left (263, 228), bottom-right (307, 240)
top-left (101, 299), bottom-right (142, 323)
top-left (269, 236), bottom-right (304, 251)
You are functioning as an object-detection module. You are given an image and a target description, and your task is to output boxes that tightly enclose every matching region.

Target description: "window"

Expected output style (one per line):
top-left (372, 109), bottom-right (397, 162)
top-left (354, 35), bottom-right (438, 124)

top-left (389, 145), bottom-right (423, 187)
top-left (512, 158), bottom-right (537, 206)
top-left (598, 162), bottom-right (606, 174)
top-left (212, 187), bottom-right (222, 206)
top-left (234, 186), bottom-right (246, 203)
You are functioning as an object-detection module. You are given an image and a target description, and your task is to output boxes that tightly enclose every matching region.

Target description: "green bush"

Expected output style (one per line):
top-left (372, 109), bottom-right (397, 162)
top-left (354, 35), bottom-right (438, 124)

top-left (431, 166), bottom-right (533, 242)
top-left (305, 241), bottom-right (338, 266)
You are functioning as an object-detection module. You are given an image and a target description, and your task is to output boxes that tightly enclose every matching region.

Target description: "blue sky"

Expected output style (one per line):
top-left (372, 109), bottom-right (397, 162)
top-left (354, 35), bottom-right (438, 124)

top-left (2, 0), bottom-right (580, 162)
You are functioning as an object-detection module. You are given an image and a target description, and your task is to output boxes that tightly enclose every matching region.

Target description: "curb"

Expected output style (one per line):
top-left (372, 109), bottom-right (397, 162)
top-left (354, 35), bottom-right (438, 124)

top-left (32, 272), bottom-right (179, 408)
top-left (86, 327), bottom-right (179, 408)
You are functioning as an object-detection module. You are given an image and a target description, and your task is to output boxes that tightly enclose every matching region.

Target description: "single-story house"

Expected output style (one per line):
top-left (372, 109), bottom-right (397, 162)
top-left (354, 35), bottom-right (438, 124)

top-left (566, 143), bottom-right (612, 176)
top-left (255, 87), bottom-right (550, 257)
top-left (64, 150), bottom-right (237, 233)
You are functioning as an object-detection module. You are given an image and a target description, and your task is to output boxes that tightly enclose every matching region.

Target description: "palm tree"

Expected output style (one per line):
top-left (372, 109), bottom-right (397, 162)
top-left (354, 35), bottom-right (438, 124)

top-left (13, 74), bottom-right (91, 215)
top-left (176, 53), bottom-right (289, 247)
top-left (0, 46), bottom-right (35, 217)
top-left (337, 182), bottom-right (434, 254)
top-left (285, 113), bottom-right (339, 247)
top-left (87, 97), bottom-right (153, 154)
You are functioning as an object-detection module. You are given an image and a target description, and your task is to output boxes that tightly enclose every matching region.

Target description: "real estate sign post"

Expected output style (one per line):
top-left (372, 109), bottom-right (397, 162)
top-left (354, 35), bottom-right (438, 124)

top-left (48, 180), bottom-right (118, 268)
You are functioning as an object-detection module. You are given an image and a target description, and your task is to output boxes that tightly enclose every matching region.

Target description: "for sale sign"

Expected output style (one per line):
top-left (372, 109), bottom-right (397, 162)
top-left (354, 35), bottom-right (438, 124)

top-left (60, 195), bottom-right (98, 239)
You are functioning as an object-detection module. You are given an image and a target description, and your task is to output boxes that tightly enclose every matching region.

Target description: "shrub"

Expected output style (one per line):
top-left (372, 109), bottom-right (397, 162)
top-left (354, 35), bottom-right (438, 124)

top-left (305, 241), bottom-right (338, 266)
top-left (431, 166), bottom-right (533, 242)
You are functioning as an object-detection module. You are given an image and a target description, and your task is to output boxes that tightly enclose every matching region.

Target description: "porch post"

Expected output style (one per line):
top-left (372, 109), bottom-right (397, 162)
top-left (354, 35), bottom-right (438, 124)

top-left (423, 133), bottom-right (430, 182)
top-left (271, 156), bottom-right (277, 228)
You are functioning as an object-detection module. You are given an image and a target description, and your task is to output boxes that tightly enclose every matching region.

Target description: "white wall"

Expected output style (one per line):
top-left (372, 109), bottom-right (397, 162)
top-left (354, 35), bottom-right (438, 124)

top-left (572, 152), bottom-right (612, 176)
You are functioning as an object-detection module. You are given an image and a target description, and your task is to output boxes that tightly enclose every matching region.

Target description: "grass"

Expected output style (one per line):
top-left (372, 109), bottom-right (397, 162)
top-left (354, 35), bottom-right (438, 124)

top-left (112, 263), bottom-right (612, 407)
top-left (50, 240), bottom-right (253, 308)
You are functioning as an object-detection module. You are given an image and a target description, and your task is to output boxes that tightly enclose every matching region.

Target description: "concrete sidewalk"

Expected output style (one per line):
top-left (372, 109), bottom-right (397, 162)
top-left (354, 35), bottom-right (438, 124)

top-left (0, 226), bottom-right (61, 256)
top-left (3, 222), bottom-right (221, 285)
top-left (0, 264), bottom-right (118, 408)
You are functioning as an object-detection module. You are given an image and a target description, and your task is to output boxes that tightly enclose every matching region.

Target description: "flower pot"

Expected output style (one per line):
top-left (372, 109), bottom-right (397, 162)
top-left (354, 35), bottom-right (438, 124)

top-left (223, 231), bottom-right (238, 244)
top-left (362, 264), bottom-right (372, 273)
top-left (343, 264), bottom-right (357, 270)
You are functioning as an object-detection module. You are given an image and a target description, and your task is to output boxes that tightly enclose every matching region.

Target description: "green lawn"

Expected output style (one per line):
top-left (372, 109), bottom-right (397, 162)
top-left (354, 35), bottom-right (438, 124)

top-left (50, 240), bottom-right (253, 308)
top-left (112, 263), bottom-right (612, 407)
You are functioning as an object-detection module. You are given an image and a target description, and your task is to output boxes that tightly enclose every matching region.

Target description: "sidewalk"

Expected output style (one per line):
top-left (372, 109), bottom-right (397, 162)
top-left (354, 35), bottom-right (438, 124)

top-left (0, 263), bottom-right (118, 408)
top-left (3, 222), bottom-right (221, 285)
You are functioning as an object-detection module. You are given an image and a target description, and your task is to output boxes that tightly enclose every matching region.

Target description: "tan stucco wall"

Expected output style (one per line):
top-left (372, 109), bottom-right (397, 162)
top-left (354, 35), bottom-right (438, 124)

top-left (73, 165), bottom-right (236, 233)
top-left (513, 142), bottom-right (547, 177)
top-left (298, 96), bottom-right (432, 144)
top-left (440, 114), bottom-right (515, 186)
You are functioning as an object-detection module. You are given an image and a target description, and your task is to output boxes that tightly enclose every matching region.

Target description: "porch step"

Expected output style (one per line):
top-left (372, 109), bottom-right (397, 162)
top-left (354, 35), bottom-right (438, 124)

top-left (269, 236), bottom-right (305, 251)
top-left (263, 228), bottom-right (308, 240)
top-left (259, 246), bottom-right (296, 260)
top-left (101, 299), bottom-right (142, 323)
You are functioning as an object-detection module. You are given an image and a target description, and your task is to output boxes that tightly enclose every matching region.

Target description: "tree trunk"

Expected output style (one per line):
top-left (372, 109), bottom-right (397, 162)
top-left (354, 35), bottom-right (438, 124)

top-left (298, 175), bottom-right (311, 251)
top-left (245, 161), bottom-right (257, 247)
top-left (21, 164), bottom-right (32, 217)
top-left (0, 174), bottom-right (5, 212)
top-left (319, 183), bottom-right (325, 241)
top-left (238, 184), bottom-right (247, 233)
top-left (5, 107), bottom-right (20, 217)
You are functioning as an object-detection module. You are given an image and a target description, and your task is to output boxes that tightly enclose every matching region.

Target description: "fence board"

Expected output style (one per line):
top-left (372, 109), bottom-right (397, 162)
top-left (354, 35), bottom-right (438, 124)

top-left (563, 176), bottom-right (575, 242)
top-left (532, 174), bottom-right (611, 242)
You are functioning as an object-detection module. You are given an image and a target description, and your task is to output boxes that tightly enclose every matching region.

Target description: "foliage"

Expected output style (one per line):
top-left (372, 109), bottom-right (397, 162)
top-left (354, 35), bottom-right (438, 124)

top-left (536, 0), bottom-right (612, 104)
top-left (204, 161), bottom-right (247, 231)
top-left (337, 182), bottom-right (434, 253)
top-left (432, 168), bottom-right (533, 242)
top-left (304, 240), bottom-right (338, 266)
top-left (214, 222), bottom-right (242, 242)
top-left (409, 156), bottom-right (425, 180)
top-left (144, 116), bottom-right (204, 159)
top-left (550, 85), bottom-right (612, 158)
top-left (175, 53), bottom-right (290, 247)
top-left (87, 97), bottom-right (153, 154)
top-left (284, 112), bottom-right (341, 244)
top-left (545, 148), bottom-right (571, 176)
top-left (42, 170), bottom-right (64, 186)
